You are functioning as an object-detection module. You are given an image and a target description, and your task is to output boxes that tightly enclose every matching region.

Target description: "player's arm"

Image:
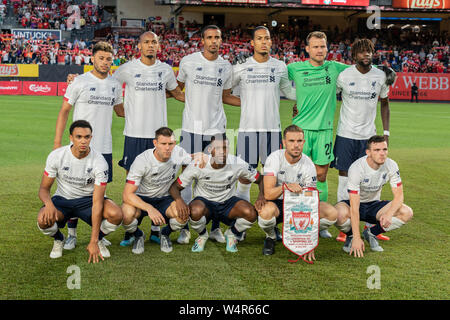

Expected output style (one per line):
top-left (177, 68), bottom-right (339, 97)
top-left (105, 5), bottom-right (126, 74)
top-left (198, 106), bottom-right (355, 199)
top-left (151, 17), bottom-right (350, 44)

top-left (349, 192), bottom-right (365, 258)
top-left (167, 86), bottom-right (185, 102)
top-left (169, 178), bottom-right (190, 221)
top-left (379, 184), bottom-right (404, 230)
top-left (38, 173), bottom-right (58, 226)
top-left (263, 175), bottom-right (283, 200)
top-left (177, 80), bottom-right (185, 91)
top-left (279, 67), bottom-right (297, 101)
top-left (87, 183), bottom-right (106, 263)
top-left (240, 173), bottom-right (266, 211)
top-left (122, 182), bottom-right (165, 226)
top-left (222, 88), bottom-right (241, 106)
top-left (54, 100), bottom-right (72, 149)
top-left (380, 98), bottom-right (390, 145)
top-left (113, 103), bottom-right (125, 118)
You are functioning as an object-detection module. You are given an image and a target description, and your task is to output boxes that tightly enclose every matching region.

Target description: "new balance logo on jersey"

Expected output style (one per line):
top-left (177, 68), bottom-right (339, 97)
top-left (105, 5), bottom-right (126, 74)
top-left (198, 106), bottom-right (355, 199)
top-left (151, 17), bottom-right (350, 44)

top-left (204, 177), bottom-right (211, 180)
top-left (349, 82), bottom-right (355, 86)
top-left (63, 166), bottom-right (70, 171)
top-left (303, 72), bottom-right (309, 75)
top-left (87, 168), bottom-right (93, 173)
top-left (90, 87), bottom-right (96, 91)
top-left (135, 74), bottom-right (141, 78)
top-left (363, 178), bottom-right (370, 183)
top-left (247, 68), bottom-right (253, 72)
top-left (196, 67), bottom-right (202, 71)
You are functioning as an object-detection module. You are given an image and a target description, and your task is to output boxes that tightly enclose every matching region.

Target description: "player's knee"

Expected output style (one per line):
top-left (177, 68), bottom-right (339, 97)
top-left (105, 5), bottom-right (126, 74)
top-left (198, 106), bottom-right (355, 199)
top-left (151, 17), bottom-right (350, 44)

top-left (398, 205), bottom-right (413, 222)
top-left (121, 204), bottom-right (137, 224)
top-left (240, 204), bottom-right (257, 222)
top-left (189, 203), bottom-right (206, 221)
top-left (258, 202), bottom-right (277, 220)
top-left (104, 204), bottom-right (123, 225)
top-left (320, 202), bottom-right (338, 221)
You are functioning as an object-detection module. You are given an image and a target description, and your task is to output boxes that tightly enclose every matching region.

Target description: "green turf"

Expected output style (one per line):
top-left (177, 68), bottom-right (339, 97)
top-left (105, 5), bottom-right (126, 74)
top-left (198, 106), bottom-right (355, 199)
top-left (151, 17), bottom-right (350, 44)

top-left (0, 95), bottom-right (449, 300)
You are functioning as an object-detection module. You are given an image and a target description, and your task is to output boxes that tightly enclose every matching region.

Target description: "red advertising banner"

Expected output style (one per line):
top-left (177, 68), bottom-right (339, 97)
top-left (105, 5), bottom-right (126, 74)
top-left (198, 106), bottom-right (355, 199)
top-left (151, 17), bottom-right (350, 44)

top-left (22, 81), bottom-right (58, 96)
top-left (392, 0), bottom-right (449, 9)
top-left (58, 82), bottom-right (68, 96)
top-left (0, 81), bottom-right (22, 94)
top-left (302, 0), bottom-right (370, 6)
top-left (389, 72), bottom-right (450, 101)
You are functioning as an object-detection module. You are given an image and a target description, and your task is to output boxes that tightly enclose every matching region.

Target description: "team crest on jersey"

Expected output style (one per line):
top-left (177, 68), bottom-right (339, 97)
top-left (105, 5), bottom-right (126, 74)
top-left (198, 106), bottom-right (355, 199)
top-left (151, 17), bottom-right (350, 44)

top-left (112, 87), bottom-right (116, 93)
top-left (247, 68), bottom-right (253, 72)
top-left (371, 81), bottom-right (377, 88)
top-left (218, 68), bottom-right (223, 74)
top-left (289, 203), bottom-right (314, 234)
top-left (158, 72), bottom-right (163, 79)
top-left (227, 175), bottom-right (233, 181)
top-left (297, 173), bottom-right (303, 181)
top-left (382, 173), bottom-right (387, 180)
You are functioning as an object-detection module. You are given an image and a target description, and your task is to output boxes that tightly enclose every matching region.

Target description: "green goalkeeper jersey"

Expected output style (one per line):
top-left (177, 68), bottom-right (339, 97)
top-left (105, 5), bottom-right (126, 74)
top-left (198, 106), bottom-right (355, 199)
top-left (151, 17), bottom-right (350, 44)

top-left (288, 60), bottom-right (350, 130)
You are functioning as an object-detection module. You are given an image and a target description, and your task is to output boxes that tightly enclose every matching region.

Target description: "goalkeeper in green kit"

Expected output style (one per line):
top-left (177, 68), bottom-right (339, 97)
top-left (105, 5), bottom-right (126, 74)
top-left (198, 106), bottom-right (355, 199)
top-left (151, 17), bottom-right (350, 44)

top-left (287, 31), bottom-right (395, 238)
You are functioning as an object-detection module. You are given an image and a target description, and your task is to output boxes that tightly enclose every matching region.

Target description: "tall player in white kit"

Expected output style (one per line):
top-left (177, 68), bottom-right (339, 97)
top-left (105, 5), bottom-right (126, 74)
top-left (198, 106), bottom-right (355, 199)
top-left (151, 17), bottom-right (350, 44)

top-left (232, 26), bottom-right (297, 241)
top-left (114, 31), bottom-right (186, 246)
top-left (37, 120), bottom-right (123, 262)
top-left (259, 125), bottom-right (338, 258)
top-left (169, 134), bottom-right (265, 253)
top-left (330, 39), bottom-right (392, 243)
top-left (334, 135), bottom-right (413, 257)
top-left (54, 42), bottom-right (124, 250)
top-left (176, 25), bottom-right (241, 244)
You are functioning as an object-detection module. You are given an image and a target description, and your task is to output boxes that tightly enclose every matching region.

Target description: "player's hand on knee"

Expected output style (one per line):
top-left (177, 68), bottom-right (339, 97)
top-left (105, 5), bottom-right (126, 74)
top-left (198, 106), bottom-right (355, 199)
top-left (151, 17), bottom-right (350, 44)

top-left (292, 104), bottom-right (298, 118)
top-left (350, 238), bottom-right (365, 258)
top-left (380, 214), bottom-right (393, 229)
top-left (42, 204), bottom-right (58, 226)
top-left (87, 241), bottom-right (104, 264)
top-left (148, 208), bottom-right (166, 226)
top-left (175, 199), bottom-right (190, 221)
top-left (254, 195), bottom-right (267, 212)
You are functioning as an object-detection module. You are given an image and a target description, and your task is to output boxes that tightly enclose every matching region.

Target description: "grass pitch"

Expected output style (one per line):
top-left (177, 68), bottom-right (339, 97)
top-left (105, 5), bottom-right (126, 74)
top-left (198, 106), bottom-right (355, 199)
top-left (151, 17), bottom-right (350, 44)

top-left (0, 95), bottom-right (449, 300)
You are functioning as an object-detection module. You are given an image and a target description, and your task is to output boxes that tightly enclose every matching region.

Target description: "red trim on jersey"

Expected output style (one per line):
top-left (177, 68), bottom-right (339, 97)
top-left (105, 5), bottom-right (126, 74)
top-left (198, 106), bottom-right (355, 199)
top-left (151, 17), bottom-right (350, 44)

top-left (348, 190), bottom-right (359, 194)
top-left (265, 172), bottom-right (275, 176)
top-left (63, 97), bottom-right (69, 102)
top-left (44, 170), bottom-right (49, 176)
top-left (100, 182), bottom-right (107, 186)
top-left (177, 177), bottom-right (183, 186)
top-left (254, 172), bottom-right (260, 180)
top-left (126, 180), bottom-right (135, 185)
top-left (396, 182), bottom-right (402, 187)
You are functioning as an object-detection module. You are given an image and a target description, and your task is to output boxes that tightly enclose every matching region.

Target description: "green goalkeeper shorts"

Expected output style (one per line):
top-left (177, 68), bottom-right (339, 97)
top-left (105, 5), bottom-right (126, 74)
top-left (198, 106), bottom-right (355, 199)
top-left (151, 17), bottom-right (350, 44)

top-left (302, 129), bottom-right (334, 166)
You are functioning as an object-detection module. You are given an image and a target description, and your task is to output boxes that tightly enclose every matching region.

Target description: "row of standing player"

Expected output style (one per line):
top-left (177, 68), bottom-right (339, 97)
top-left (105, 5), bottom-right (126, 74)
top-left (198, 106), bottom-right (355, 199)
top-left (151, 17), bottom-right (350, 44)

top-left (37, 26), bottom-right (412, 262)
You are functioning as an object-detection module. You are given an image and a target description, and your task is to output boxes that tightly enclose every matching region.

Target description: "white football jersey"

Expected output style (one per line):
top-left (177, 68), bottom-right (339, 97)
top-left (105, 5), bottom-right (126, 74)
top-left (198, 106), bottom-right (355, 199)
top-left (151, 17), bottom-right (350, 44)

top-left (44, 146), bottom-right (109, 200)
top-left (347, 156), bottom-right (402, 203)
top-left (177, 52), bottom-right (232, 135)
top-left (126, 145), bottom-right (192, 198)
top-left (177, 154), bottom-right (259, 203)
top-left (336, 65), bottom-right (389, 140)
top-left (232, 57), bottom-right (296, 132)
top-left (64, 72), bottom-right (123, 154)
top-left (113, 59), bottom-right (178, 138)
top-left (263, 150), bottom-right (317, 200)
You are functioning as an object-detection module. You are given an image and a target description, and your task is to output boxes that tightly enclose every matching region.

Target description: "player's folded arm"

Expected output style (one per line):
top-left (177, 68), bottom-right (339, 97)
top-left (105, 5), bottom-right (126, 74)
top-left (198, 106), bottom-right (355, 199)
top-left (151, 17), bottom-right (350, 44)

top-left (263, 175), bottom-right (282, 201)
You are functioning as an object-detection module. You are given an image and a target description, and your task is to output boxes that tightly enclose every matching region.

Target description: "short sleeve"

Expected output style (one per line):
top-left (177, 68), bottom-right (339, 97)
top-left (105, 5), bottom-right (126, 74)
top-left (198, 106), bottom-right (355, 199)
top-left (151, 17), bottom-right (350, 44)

top-left (165, 66), bottom-right (178, 91)
top-left (347, 163), bottom-right (362, 195)
top-left (63, 78), bottom-right (81, 106)
top-left (94, 157), bottom-right (109, 186)
top-left (379, 77), bottom-right (389, 99)
top-left (279, 64), bottom-right (296, 100)
top-left (112, 64), bottom-right (127, 85)
top-left (236, 157), bottom-right (260, 183)
top-left (177, 58), bottom-right (186, 83)
top-left (126, 155), bottom-right (146, 186)
top-left (303, 160), bottom-right (318, 188)
top-left (263, 152), bottom-right (279, 177)
top-left (177, 163), bottom-right (198, 188)
top-left (388, 160), bottom-right (402, 188)
top-left (44, 150), bottom-right (59, 178)
top-left (222, 63), bottom-right (232, 90)
top-left (114, 81), bottom-right (123, 105)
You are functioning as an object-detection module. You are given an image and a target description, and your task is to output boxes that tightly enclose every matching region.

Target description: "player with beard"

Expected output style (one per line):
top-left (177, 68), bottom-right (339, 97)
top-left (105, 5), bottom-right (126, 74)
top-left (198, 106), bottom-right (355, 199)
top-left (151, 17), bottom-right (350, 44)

top-left (330, 39), bottom-right (392, 243)
top-left (175, 25), bottom-right (240, 244)
top-left (54, 41), bottom-right (123, 250)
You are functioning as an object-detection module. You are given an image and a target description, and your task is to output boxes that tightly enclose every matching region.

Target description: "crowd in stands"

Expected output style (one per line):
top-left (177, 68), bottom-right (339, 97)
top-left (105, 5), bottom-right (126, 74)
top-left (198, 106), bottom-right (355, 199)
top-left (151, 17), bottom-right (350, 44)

top-left (1, 0), bottom-right (103, 30)
top-left (0, 18), bottom-right (448, 73)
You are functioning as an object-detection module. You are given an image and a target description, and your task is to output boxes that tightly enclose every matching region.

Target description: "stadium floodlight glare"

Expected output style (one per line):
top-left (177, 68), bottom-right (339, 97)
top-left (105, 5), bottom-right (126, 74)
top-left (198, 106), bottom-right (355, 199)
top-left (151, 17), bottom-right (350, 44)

top-left (401, 24), bottom-right (410, 29)
top-left (387, 24), bottom-right (394, 28)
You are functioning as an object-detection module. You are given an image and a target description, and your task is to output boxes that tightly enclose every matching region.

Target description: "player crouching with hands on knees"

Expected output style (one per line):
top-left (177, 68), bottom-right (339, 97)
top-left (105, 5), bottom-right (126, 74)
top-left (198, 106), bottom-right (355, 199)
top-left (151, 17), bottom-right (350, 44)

top-left (121, 127), bottom-right (208, 254)
top-left (335, 135), bottom-right (413, 257)
top-left (37, 120), bottom-right (123, 263)
top-left (258, 125), bottom-right (338, 261)
top-left (169, 134), bottom-right (265, 253)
